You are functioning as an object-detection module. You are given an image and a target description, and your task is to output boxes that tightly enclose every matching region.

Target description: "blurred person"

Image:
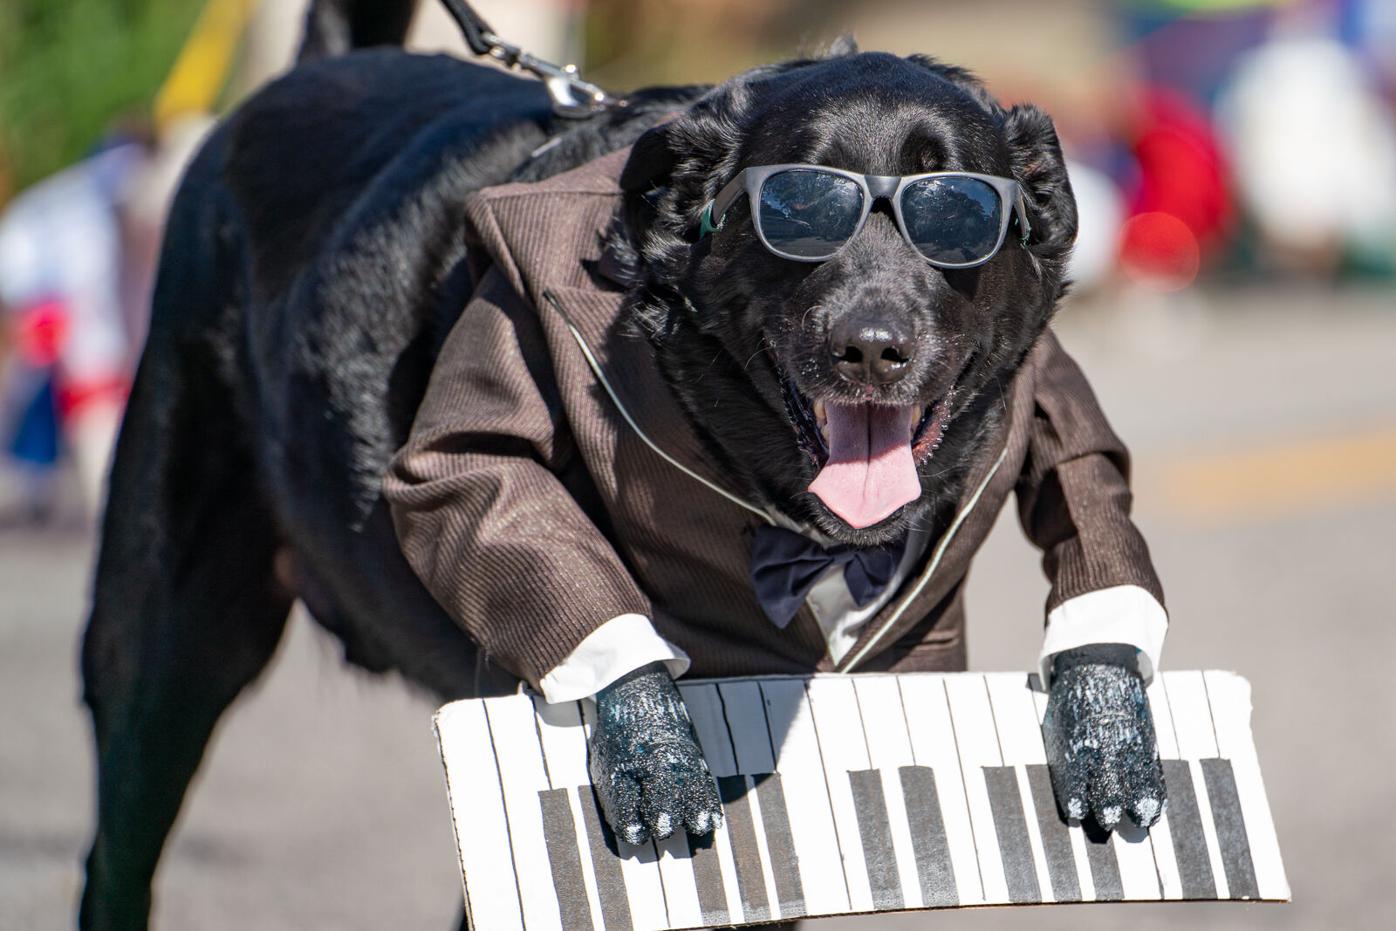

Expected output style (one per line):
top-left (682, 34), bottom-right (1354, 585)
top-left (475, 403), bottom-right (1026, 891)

top-left (0, 297), bottom-right (63, 524)
top-left (0, 0), bottom-right (267, 527)
top-left (0, 139), bottom-right (149, 525)
top-left (1117, 86), bottom-right (1232, 290)
top-left (1216, 11), bottom-right (1396, 275)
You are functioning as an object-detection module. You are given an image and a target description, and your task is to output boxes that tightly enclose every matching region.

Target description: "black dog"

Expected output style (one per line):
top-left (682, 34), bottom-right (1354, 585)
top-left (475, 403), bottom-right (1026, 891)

top-left (81, 2), bottom-right (1165, 927)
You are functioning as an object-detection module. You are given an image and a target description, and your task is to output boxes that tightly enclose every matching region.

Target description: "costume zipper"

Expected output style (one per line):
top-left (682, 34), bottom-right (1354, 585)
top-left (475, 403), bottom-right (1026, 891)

top-left (839, 446), bottom-right (1008, 672)
top-left (542, 289), bottom-right (775, 524)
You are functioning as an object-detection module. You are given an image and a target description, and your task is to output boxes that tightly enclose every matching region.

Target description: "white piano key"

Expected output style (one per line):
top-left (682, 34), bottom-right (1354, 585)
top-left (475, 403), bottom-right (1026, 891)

top-left (1144, 677), bottom-right (1185, 900)
top-left (900, 673), bottom-right (983, 905)
top-left (1031, 688), bottom-right (1097, 902)
top-left (580, 699), bottom-right (671, 931)
top-left (1148, 676), bottom-right (1182, 758)
top-left (718, 682), bottom-right (784, 920)
top-left (1113, 825), bottom-right (1162, 900)
top-left (533, 698), bottom-right (606, 931)
top-left (614, 840), bottom-right (671, 931)
top-left (1204, 672), bottom-right (1289, 901)
top-left (805, 676), bottom-right (877, 912)
top-left (677, 683), bottom-right (743, 925)
top-left (853, 676), bottom-right (926, 910)
top-left (853, 675), bottom-right (916, 763)
top-left (653, 833), bottom-right (703, 930)
top-left (943, 674), bottom-right (1011, 904)
top-left (433, 701), bottom-right (524, 931)
top-left (759, 678), bottom-right (852, 916)
top-left (983, 674), bottom-right (1046, 765)
top-left (485, 695), bottom-right (567, 931)
top-left (1162, 671), bottom-right (1229, 900)
top-left (984, 674), bottom-right (1056, 903)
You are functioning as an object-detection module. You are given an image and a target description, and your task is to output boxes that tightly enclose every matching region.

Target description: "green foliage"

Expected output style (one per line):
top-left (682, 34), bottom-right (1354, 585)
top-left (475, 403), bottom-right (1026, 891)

top-left (0, 0), bottom-right (202, 198)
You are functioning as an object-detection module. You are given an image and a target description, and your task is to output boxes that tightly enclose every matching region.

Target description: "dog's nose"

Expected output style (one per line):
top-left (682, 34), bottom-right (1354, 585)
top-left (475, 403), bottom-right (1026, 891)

top-left (829, 316), bottom-right (913, 386)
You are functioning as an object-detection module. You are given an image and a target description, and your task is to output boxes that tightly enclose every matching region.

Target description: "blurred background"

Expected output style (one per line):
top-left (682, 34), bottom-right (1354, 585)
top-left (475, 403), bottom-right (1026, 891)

top-left (1, 0), bottom-right (1393, 928)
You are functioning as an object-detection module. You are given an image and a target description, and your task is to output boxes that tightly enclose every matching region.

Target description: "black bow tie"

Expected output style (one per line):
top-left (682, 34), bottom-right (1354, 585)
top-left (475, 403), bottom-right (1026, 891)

top-left (749, 524), bottom-right (907, 629)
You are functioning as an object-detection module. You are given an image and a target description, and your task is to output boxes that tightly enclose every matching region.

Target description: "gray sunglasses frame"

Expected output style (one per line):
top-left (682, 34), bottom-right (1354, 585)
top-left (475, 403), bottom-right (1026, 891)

top-left (701, 164), bottom-right (1032, 268)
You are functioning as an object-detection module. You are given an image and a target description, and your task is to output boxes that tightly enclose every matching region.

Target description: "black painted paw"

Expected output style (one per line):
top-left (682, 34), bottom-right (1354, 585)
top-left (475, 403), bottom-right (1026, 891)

top-left (588, 663), bottom-right (723, 845)
top-left (1044, 645), bottom-right (1167, 832)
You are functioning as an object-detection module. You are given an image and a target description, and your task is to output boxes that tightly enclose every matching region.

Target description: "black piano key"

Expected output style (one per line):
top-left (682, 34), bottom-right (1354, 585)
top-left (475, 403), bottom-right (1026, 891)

top-left (753, 773), bottom-right (807, 918)
top-left (580, 786), bottom-right (634, 931)
top-left (1201, 758), bottom-right (1260, 900)
top-left (1160, 760), bottom-right (1218, 899)
top-left (847, 769), bottom-right (905, 911)
top-left (539, 789), bottom-right (596, 931)
top-left (897, 765), bottom-right (958, 907)
top-left (1025, 764), bottom-right (1082, 902)
top-left (982, 766), bottom-right (1042, 904)
top-left (685, 830), bottom-right (730, 927)
top-left (718, 775), bottom-right (772, 922)
top-left (1084, 827), bottom-right (1124, 901)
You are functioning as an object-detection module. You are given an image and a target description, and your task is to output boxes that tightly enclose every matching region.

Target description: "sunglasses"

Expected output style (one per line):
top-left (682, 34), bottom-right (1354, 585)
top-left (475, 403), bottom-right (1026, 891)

top-left (698, 164), bottom-right (1031, 268)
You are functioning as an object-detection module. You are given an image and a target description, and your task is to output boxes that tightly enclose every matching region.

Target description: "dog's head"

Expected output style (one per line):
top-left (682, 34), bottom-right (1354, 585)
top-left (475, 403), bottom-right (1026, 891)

top-left (614, 46), bottom-right (1077, 545)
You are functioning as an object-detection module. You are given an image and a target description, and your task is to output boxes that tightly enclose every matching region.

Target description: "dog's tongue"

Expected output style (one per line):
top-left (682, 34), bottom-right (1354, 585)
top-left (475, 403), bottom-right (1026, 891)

top-left (808, 403), bottom-right (920, 529)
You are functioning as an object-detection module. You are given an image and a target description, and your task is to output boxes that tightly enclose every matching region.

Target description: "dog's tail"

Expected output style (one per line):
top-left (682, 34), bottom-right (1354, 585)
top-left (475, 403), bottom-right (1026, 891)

top-left (296, 0), bottom-right (421, 63)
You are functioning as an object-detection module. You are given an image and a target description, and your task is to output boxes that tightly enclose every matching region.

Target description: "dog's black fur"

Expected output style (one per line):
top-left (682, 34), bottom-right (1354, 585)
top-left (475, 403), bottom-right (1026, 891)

top-left (80, 4), bottom-right (1075, 927)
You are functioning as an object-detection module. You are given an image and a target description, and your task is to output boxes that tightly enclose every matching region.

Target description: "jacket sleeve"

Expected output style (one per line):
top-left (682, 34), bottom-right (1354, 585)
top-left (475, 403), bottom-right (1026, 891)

top-left (384, 269), bottom-right (667, 693)
top-left (1015, 330), bottom-right (1168, 683)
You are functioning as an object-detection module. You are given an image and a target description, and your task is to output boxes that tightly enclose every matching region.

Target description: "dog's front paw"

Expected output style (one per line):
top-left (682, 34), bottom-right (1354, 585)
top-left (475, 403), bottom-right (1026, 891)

top-left (588, 662), bottom-right (723, 845)
top-left (1044, 645), bottom-right (1167, 832)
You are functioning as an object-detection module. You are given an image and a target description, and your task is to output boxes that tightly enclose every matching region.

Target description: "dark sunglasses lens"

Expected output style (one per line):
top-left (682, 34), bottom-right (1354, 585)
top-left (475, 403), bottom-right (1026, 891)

top-left (901, 176), bottom-right (1004, 265)
top-left (757, 170), bottom-right (864, 259)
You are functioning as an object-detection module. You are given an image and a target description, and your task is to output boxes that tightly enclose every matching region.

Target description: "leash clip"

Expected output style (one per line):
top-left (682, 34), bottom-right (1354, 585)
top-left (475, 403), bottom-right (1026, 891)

top-left (478, 30), bottom-right (612, 119)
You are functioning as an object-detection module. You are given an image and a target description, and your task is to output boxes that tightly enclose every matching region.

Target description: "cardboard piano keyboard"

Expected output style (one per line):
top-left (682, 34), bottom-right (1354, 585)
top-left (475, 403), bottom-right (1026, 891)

top-left (434, 671), bottom-right (1288, 930)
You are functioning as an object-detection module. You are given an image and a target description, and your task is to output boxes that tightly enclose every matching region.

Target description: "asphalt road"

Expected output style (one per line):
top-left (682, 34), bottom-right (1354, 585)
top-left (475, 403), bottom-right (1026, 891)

top-left (3, 287), bottom-right (1394, 929)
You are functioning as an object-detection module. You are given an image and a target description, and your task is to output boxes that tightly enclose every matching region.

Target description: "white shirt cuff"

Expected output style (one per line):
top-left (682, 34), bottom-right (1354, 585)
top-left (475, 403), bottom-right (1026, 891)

top-left (537, 613), bottom-right (690, 703)
top-left (1038, 584), bottom-right (1168, 686)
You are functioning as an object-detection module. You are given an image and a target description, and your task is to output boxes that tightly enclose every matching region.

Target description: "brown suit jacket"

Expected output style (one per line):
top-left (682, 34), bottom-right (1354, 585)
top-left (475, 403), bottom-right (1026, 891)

top-left (383, 148), bottom-right (1163, 691)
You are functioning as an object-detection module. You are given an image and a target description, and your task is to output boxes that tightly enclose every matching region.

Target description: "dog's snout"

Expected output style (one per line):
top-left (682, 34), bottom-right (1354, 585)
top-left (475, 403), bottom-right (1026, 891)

top-left (828, 314), bottom-right (913, 387)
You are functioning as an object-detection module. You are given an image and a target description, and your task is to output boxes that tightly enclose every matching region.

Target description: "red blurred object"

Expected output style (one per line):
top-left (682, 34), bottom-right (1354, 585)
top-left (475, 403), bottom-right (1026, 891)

top-left (1120, 87), bottom-right (1232, 287)
top-left (57, 375), bottom-right (129, 418)
top-left (14, 298), bottom-right (70, 367)
top-left (1121, 211), bottom-right (1200, 290)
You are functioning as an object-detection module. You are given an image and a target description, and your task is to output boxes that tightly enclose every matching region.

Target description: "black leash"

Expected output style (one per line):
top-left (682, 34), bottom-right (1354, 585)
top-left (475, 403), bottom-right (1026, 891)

top-left (438, 0), bottom-right (614, 118)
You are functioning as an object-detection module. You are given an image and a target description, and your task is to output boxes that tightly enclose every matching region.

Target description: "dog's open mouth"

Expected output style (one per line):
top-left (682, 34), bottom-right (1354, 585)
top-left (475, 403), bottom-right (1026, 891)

top-left (783, 375), bottom-right (950, 529)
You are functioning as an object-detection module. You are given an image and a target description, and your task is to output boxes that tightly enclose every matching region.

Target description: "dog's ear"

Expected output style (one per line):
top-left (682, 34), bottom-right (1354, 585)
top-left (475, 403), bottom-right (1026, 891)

top-left (619, 123), bottom-right (680, 243)
top-left (1002, 103), bottom-right (1078, 260)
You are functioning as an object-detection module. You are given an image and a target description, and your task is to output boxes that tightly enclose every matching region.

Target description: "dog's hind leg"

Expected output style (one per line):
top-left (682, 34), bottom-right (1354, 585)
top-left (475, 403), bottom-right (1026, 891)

top-left (78, 352), bottom-right (293, 930)
top-left (78, 363), bottom-right (293, 927)
top-left (79, 141), bottom-right (293, 929)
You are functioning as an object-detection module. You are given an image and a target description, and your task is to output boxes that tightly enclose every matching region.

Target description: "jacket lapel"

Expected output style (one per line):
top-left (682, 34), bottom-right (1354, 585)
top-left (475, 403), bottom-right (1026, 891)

top-left (539, 284), bottom-right (750, 504)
